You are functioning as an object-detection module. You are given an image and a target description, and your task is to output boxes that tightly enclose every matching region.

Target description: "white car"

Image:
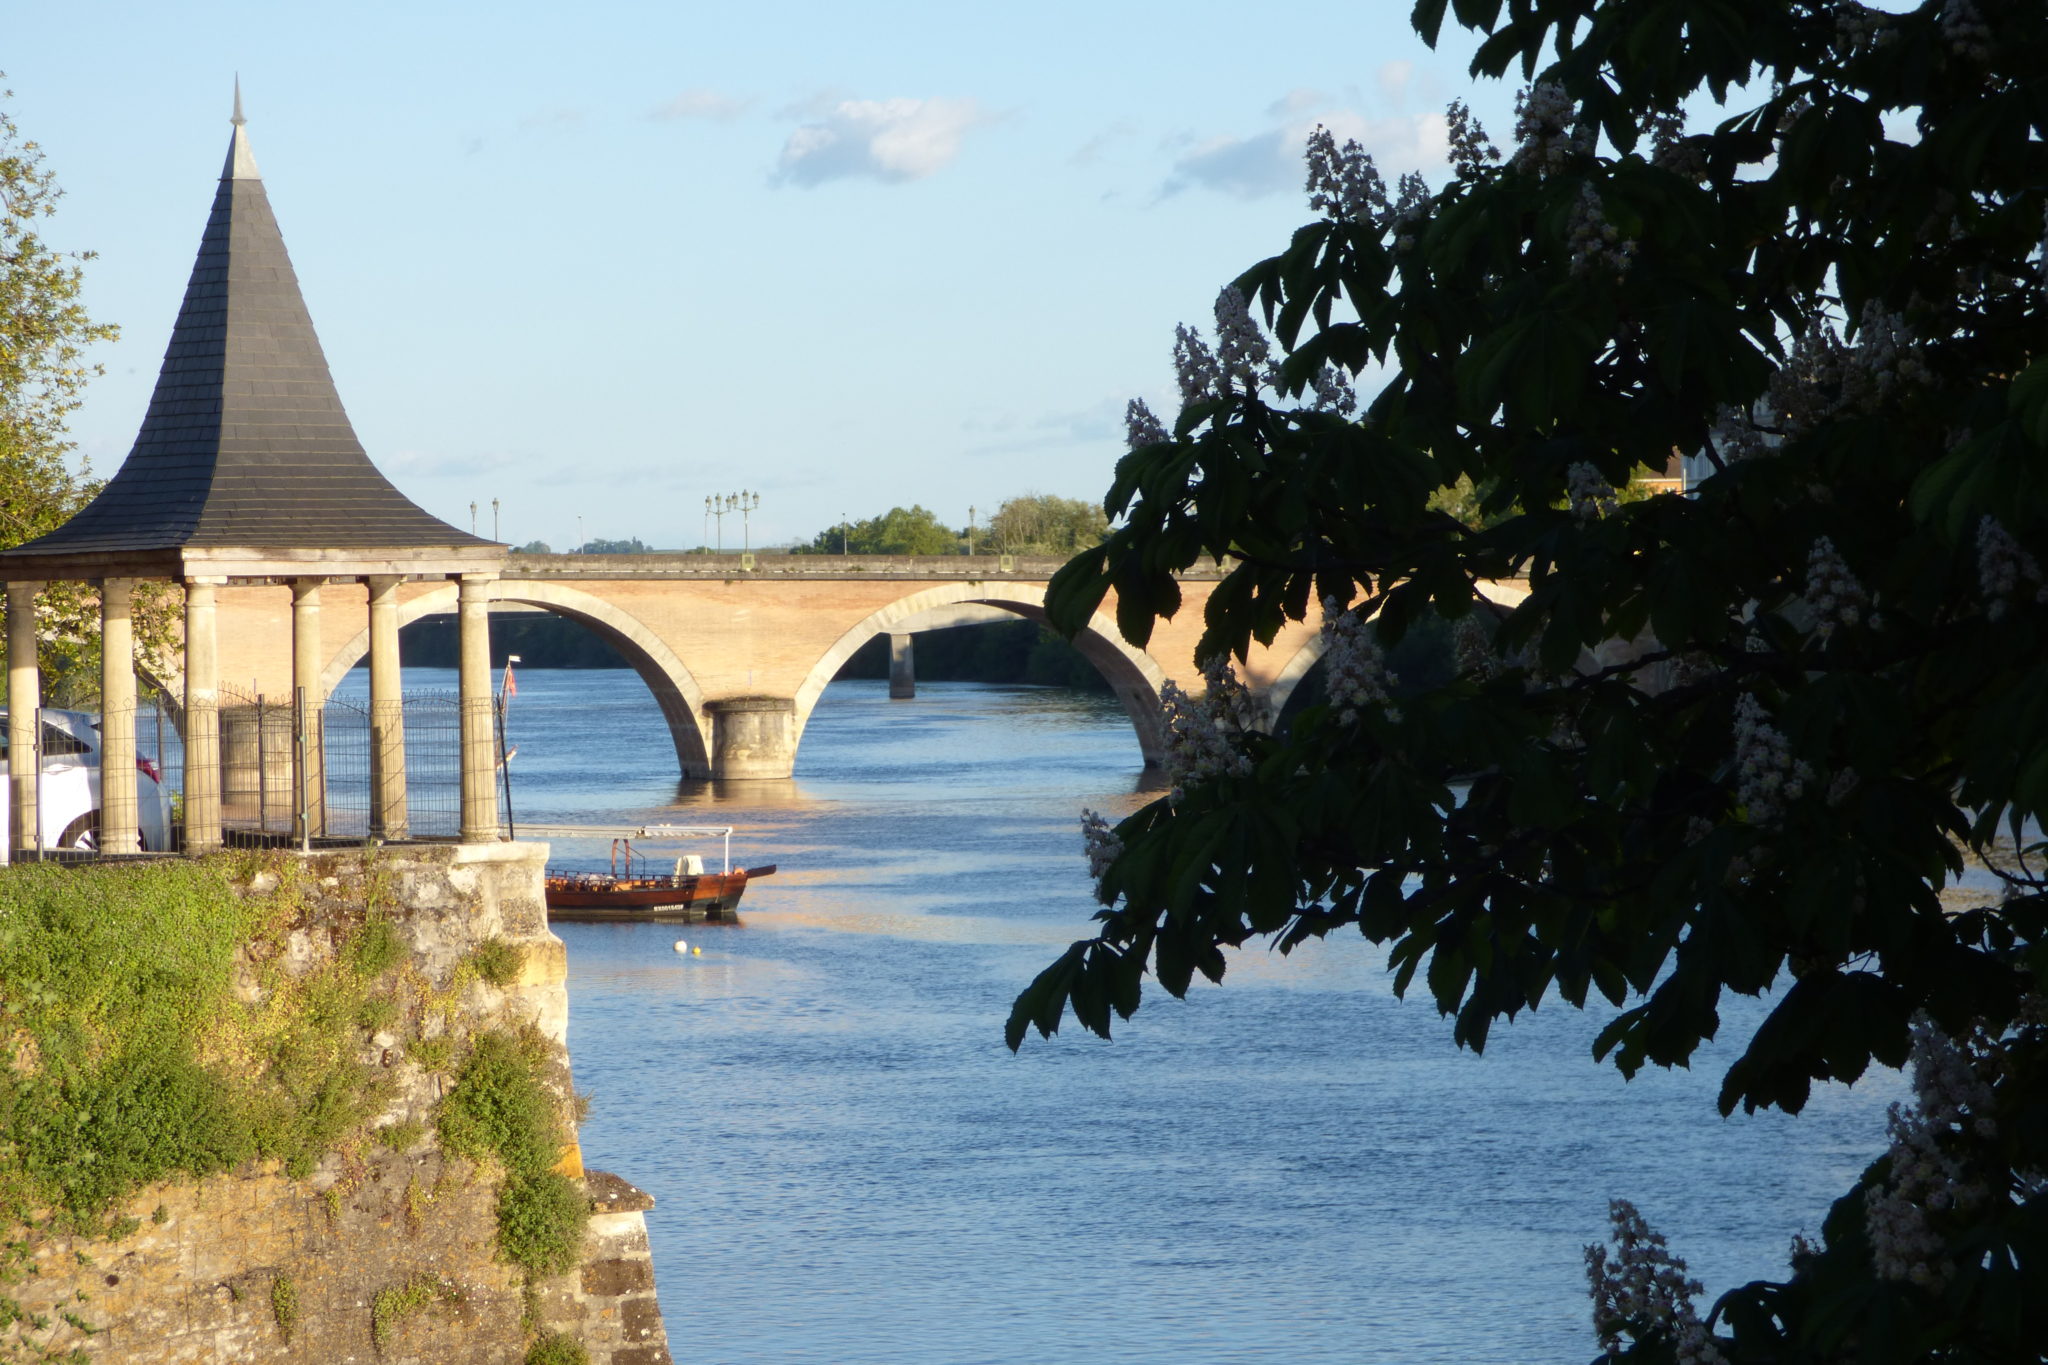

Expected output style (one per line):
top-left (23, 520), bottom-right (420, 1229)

top-left (0, 708), bottom-right (174, 859)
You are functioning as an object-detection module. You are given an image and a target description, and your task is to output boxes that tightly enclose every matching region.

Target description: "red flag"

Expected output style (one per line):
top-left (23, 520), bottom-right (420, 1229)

top-left (501, 661), bottom-right (517, 703)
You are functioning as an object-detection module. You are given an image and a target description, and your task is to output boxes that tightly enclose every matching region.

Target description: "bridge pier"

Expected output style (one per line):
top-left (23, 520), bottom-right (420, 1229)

top-left (705, 696), bottom-right (797, 779)
top-left (888, 633), bottom-right (915, 699)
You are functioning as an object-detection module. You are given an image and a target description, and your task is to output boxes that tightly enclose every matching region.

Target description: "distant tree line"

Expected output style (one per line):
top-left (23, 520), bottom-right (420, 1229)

top-left (836, 620), bottom-right (1110, 691)
top-left (792, 495), bottom-right (1110, 556)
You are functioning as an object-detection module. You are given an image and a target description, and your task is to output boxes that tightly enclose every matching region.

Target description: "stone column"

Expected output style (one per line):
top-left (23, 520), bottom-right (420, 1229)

top-left (291, 578), bottom-right (326, 840)
top-left (457, 573), bottom-right (498, 843)
top-left (183, 576), bottom-right (224, 855)
top-left (704, 696), bottom-right (797, 778)
top-left (366, 575), bottom-right (408, 840)
top-left (6, 580), bottom-right (42, 859)
top-left (98, 579), bottom-right (140, 854)
top-left (888, 632), bottom-right (915, 699)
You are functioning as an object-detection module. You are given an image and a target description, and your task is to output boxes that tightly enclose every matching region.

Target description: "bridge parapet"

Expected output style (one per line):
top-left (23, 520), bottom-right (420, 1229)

top-left (502, 552), bottom-right (1232, 582)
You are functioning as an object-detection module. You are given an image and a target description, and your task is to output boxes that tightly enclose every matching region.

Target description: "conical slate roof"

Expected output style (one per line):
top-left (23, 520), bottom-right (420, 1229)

top-left (2, 92), bottom-right (494, 573)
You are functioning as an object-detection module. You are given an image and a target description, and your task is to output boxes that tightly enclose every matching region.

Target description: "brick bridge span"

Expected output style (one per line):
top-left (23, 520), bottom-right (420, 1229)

top-left (208, 554), bottom-right (1528, 779)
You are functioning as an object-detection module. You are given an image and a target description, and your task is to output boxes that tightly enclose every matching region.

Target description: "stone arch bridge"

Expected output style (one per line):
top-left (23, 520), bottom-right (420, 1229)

top-left (206, 554), bottom-right (1529, 780)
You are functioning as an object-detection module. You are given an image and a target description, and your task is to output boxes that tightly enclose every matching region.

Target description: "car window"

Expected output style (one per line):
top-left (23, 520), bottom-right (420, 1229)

top-left (0, 723), bottom-right (94, 759)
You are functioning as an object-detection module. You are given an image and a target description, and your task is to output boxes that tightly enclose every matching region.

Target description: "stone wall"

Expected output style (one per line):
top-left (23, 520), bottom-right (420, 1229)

top-left (1, 843), bottom-right (670, 1365)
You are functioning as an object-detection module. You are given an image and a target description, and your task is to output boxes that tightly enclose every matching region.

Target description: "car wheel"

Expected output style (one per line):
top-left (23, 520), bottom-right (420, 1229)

top-left (58, 811), bottom-right (100, 852)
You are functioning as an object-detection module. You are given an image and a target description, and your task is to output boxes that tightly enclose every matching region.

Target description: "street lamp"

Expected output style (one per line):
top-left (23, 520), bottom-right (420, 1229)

top-left (737, 490), bottom-right (761, 552)
top-left (492, 498), bottom-right (500, 542)
top-left (709, 491), bottom-right (759, 553)
top-left (841, 512), bottom-right (848, 556)
top-left (967, 504), bottom-right (977, 556)
top-left (470, 500), bottom-right (478, 535)
top-left (708, 494), bottom-right (730, 553)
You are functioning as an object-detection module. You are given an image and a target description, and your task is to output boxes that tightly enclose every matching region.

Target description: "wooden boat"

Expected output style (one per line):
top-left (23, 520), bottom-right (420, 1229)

top-left (541, 828), bottom-right (776, 923)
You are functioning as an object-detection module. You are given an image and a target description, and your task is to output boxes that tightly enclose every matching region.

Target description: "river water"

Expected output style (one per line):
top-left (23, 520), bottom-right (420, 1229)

top-left (464, 666), bottom-right (1897, 1364)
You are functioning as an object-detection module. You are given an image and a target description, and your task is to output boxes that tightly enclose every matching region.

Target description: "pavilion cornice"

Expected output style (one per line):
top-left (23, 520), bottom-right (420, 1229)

top-left (0, 545), bottom-right (505, 584)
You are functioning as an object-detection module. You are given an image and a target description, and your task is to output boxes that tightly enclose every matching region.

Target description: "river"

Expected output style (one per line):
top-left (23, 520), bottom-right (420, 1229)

top-left (438, 666), bottom-right (1894, 1363)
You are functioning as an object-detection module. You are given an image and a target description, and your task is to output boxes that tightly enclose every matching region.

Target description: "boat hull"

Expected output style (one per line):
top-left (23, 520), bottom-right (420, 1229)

top-left (543, 864), bottom-right (776, 923)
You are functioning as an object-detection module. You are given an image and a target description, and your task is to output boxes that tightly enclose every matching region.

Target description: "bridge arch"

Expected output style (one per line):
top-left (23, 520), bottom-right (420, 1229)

top-left (318, 581), bottom-right (714, 777)
top-left (793, 583), bottom-right (1169, 768)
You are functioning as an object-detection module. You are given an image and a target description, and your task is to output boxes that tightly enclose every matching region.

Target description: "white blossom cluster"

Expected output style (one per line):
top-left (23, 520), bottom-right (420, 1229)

top-left (1645, 106), bottom-right (1706, 182)
top-left (1305, 125), bottom-right (1390, 224)
top-left (1213, 285), bottom-right (1273, 393)
top-left (1445, 99), bottom-right (1500, 178)
top-left (1802, 536), bottom-right (1869, 639)
top-left (1833, 1), bottom-right (1898, 55)
top-left (1320, 598), bottom-right (1400, 724)
top-left (1452, 616), bottom-right (1498, 680)
top-left (1124, 398), bottom-right (1169, 452)
top-left (1584, 1200), bottom-right (1727, 1365)
top-left (1172, 323), bottom-right (1223, 405)
top-left (1707, 402), bottom-right (1776, 464)
top-left (1308, 365), bottom-right (1357, 416)
top-left (1566, 461), bottom-right (1620, 520)
top-left (1159, 657), bottom-right (1258, 802)
top-left (1079, 808), bottom-right (1122, 885)
top-left (1388, 171), bottom-right (1432, 254)
top-left (1864, 1014), bottom-right (2000, 1289)
top-left (1566, 185), bottom-right (1635, 278)
top-left (1940, 0), bottom-right (1994, 63)
top-left (1767, 306), bottom-right (1929, 438)
top-left (1732, 692), bottom-right (1813, 827)
top-left (1976, 515), bottom-right (2047, 620)
top-left (1511, 80), bottom-right (1589, 177)
top-left (1197, 652), bottom-right (1264, 731)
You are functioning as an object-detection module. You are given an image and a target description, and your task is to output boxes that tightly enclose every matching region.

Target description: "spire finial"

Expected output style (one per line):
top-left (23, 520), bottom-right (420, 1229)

top-left (232, 76), bottom-right (245, 127)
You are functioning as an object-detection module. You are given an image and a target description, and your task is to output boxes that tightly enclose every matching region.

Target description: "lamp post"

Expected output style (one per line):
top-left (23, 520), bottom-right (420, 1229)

top-left (709, 491), bottom-right (759, 553)
top-left (737, 490), bottom-right (760, 552)
top-left (967, 504), bottom-right (977, 556)
top-left (492, 498), bottom-right (500, 542)
top-left (470, 500), bottom-right (478, 535)
top-left (708, 495), bottom-right (730, 553)
top-left (841, 512), bottom-right (848, 556)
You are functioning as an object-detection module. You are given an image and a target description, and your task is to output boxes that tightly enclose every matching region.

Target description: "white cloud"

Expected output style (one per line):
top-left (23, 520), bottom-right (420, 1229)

top-left (651, 88), bottom-right (751, 122)
top-left (1070, 119), bottom-right (1137, 166)
top-left (1266, 88), bottom-right (1330, 118)
top-left (1376, 61), bottom-right (1415, 107)
top-left (1163, 106), bottom-right (1448, 200)
top-left (773, 97), bottom-right (991, 187)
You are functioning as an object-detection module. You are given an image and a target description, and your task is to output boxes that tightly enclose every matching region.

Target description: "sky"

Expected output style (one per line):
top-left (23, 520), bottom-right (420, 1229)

top-left (8, 1), bottom-right (1516, 552)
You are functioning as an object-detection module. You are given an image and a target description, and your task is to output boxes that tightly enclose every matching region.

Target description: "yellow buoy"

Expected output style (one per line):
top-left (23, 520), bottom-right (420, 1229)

top-left (692, 946), bottom-right (703, 956)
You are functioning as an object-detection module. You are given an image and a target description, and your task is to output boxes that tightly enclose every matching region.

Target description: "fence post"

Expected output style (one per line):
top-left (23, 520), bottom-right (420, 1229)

top-left (296, 686), bottom-right (310, 852)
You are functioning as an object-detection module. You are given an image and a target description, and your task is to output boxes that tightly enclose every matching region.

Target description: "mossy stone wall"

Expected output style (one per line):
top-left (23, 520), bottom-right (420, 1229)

top-left (0, 844), bottom-right (670, 1365)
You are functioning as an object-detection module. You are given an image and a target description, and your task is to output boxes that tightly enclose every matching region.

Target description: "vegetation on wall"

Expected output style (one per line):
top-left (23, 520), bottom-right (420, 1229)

top-left (435, 1026), bottom-right (587, 1279)
top-left (0, 853), bottom-right (584, 1359)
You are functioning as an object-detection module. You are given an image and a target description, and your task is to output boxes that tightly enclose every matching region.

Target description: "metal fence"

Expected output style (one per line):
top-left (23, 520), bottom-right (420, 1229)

top-left (206, 686), bottom-right (466, 846)
top-left (8, 688), bottom-right (487, 858)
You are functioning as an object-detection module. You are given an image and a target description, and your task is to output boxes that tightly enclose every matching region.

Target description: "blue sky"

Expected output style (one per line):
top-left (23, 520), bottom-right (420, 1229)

top-left (10, 1), bottom-right (1511, 551)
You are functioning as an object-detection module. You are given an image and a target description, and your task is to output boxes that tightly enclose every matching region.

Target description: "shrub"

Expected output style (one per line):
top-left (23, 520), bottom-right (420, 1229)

top-left (437, 1030), bottom-right (561, 1178)
top-left (469, 938), bottom-right (526, 989)
top-left (525, 1331), bottom-right (589, 1365)
top-left (495, 1173), bottom-right (587, 1279)
top-left (270, 1273), bottom-right (298, 1344)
